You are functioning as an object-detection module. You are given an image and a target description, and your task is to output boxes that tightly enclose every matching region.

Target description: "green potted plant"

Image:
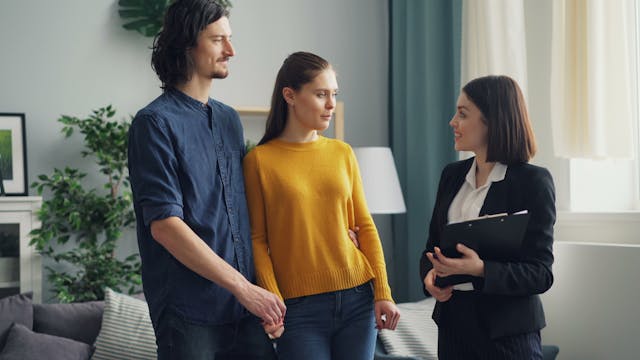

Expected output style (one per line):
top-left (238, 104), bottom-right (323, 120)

top-left (29, 106), bottom-right (141, 303)
top-left (118, 0), bottom-right (232, 37)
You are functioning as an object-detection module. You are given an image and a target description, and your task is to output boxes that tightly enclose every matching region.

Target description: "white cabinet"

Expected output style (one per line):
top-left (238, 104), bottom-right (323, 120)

top-left (0, 197), bottom-right (42, 302)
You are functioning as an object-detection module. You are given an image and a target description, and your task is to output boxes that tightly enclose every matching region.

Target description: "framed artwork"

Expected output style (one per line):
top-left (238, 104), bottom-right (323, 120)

top-left (0, 113), bottom-right (27, 196)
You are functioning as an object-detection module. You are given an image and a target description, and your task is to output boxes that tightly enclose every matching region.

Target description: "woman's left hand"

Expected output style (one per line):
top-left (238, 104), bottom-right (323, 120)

top-left (262, 319), bottom-right (285, 339)
top-left (427, 244), bottom-right (485, 278)
top-left (374, 300), bottom-right (401, 330)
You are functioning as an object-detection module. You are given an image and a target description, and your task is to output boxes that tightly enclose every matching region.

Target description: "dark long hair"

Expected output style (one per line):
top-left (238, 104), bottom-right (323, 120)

top-left (259, 52), bottom-right (331, 145)
top-left (462, 75), bottom-right (537, 164)
top-left (151, 0), bottom-right (229, 90)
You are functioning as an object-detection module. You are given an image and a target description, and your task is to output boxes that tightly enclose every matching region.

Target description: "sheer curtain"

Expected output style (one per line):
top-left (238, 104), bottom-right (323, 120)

top-left (551, 0), bottom-right (636, 159)
top-left (461, 0), bottom-right (528, 93)
top-left (459, 0), bottom-right (528, 160)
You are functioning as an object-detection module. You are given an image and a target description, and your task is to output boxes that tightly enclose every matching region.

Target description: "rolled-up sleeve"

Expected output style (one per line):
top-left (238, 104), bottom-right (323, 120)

top-left (128, 113), bottom-right (183, 226)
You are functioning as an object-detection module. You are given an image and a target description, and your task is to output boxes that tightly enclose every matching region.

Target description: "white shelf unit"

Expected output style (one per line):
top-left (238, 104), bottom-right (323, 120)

top-left (0, 196), bottom-right (42, 303)
top-left (233, 102), bottom-right (345, 142)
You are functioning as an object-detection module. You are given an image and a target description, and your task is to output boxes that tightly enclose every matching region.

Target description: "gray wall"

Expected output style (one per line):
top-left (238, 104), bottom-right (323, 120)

top-left (0, 0), bottom-right (390, 298)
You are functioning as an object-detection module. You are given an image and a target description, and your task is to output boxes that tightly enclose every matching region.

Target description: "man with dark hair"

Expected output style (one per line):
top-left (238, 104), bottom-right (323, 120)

top-left (127, 0), bottom-right (285, 358)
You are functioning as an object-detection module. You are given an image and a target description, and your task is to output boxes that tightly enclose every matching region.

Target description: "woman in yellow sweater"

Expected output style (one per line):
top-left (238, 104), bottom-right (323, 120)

top-left (243, 51), bottom-right (400, 360)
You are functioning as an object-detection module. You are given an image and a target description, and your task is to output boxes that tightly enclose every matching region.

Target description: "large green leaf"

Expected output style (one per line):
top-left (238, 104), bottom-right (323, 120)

top-left (118, 0), bottom-right (233, 38)
top-left (118, 0), bottom-right (169, 37)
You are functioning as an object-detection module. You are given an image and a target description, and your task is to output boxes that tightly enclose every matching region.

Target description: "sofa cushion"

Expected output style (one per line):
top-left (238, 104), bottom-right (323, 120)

top-left (0, 292), bottom-right (33, 350)
top-left (378, 298), bottom-right (438, 360)
top-left (0, 323), bottom-right (92, 360)
top-left (33, 301), bottom-right (104, 345)
top-left (91, 288), bottom-right (156, 360)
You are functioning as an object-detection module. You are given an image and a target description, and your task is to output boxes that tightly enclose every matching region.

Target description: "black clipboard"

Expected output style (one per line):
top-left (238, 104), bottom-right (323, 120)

top-left (434, 213), bottom-right (530, 288)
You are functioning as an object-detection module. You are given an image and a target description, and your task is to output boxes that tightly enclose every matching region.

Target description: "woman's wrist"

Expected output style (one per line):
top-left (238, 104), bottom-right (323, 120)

top-left (473, 260), bottom-right (485, 277)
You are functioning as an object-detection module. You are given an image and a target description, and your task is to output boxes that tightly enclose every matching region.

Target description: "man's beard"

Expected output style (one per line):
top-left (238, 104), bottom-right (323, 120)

top-left (212, 60), bottom-right (229, 79)
top-left (212, 70), bottom-right (229, 79)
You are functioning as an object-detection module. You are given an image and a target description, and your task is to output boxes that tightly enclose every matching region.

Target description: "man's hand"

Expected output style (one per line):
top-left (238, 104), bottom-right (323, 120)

top-left (233, 283), bottom-right (286, 326)
top-left (374, 300), bottom-right (401, 330)
top-left (348, 226), bottom-right (360, 248)
top-left (422, 268), bottom-right (453, 302)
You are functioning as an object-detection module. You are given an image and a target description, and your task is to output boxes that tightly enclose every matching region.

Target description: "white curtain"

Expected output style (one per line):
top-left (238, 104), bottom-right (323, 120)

top-left (551, 0), bottom-right (636, 159)
top-left (460, 0), bottom-right (528, 160)
top-left (461, 0), bottom-right (528, 94)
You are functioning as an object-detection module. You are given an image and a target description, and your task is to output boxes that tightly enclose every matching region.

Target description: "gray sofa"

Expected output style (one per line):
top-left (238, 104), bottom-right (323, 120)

top-left (0, 289), bottom-right (155, 360)
top-left (0, 292), bottom-right (102, 359)
top-left (1, 292), bottom-right (558, 360)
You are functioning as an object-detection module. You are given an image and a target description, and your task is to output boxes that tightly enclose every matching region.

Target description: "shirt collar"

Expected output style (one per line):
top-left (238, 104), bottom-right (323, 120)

top-left (465, 158), bottom-right (507, 189)
top-left (168, 88), bottom-right (212, 111)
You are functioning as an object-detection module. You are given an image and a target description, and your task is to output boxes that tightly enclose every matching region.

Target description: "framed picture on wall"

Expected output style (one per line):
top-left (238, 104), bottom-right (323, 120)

top-left (0, 113), bottom-right (27, 196)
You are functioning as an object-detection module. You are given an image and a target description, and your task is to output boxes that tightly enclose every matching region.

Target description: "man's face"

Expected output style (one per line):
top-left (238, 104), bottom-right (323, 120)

top-left (190, 16), bottom-right (235, 80)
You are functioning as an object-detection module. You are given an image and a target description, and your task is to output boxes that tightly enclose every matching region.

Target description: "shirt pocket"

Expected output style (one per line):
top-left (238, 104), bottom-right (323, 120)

top-left (228, 150), bottom-right (246, 194)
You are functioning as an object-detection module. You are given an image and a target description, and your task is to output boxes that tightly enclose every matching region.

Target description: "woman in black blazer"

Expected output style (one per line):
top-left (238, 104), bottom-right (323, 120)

top-left (420, 75), bottom-right (555, 359)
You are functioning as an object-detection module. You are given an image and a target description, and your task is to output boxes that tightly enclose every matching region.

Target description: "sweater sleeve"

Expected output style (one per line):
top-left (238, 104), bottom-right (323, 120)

top-left (347, 146), bottom-right (394, 302)
top-left (243, 150), bottom-right (283, 300)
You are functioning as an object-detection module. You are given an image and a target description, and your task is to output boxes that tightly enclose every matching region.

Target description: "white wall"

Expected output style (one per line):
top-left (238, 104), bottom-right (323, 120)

top-left (0, 0), bottom-right (390, 298)
top-left (0, 0), bottom-right (389, 186)
top-left (541, 242), bottom-right (640, 360)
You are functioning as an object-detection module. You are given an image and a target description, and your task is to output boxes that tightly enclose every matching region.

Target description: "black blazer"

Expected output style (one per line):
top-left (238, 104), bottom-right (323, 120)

top-left (419, 157), bottom-right (556, 339)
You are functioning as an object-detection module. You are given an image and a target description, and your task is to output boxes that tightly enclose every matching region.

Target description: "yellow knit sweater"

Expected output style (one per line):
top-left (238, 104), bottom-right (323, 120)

top-left (243, 136), bottom-right (393, 302)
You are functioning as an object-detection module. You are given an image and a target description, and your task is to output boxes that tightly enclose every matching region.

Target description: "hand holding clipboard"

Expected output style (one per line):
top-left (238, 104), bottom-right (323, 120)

top-left (434, 212), bottom-right (530, 288)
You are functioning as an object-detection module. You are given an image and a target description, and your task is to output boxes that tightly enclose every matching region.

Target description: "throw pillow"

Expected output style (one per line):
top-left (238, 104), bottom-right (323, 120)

top-left (378, 298), bottom-right (439, 360)
top-left (0, 323), bottom-right (92, 360)
top-left (0, 292), bottom-right (33, 350)
top-left (91, 288), bottom-right (156, 360)
top-left (33, 301), bottom-right (104, 345)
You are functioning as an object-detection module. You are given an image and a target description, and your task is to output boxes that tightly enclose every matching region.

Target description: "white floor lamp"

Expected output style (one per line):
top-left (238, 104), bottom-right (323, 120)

top-left (353, 146), bottom-right (406, 291)
top-left (353, 147), bottom-right (406, 215)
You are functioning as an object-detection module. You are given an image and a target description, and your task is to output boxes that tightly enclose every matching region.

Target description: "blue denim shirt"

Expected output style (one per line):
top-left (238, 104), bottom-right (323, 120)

top-left (128, 89), bottom-right (253, 326)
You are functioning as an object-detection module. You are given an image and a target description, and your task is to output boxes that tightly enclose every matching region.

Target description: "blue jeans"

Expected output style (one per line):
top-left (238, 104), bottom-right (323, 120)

top-left (275, 282), bottom-right (377, 360)
top-left (155, 309), bottom-right (276, 360)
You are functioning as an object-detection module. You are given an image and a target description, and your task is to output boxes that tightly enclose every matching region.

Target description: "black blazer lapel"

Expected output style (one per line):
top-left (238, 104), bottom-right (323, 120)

top-left (480, 177), bottom-right (509, 216)
top-left (441, 158), bottom-right (474, 221)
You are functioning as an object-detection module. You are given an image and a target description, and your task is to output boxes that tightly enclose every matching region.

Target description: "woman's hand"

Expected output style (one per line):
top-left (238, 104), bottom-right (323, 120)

top-left (427, 244), bottom-right (485, 278)
top-left (262, 319), bottom-right (284, 339)
top-left (374, 300), bottom-right (401, 330)
top-left (423, 268), bottom-right (453, 302)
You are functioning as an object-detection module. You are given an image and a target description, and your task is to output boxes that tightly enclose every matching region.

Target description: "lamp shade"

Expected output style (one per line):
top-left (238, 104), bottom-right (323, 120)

top-left (353, 147), bottom-right (406, 214)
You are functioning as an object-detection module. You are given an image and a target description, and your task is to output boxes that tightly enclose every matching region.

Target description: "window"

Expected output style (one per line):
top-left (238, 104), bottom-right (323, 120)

top-left (567, 0), bottom-right (640, 212)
